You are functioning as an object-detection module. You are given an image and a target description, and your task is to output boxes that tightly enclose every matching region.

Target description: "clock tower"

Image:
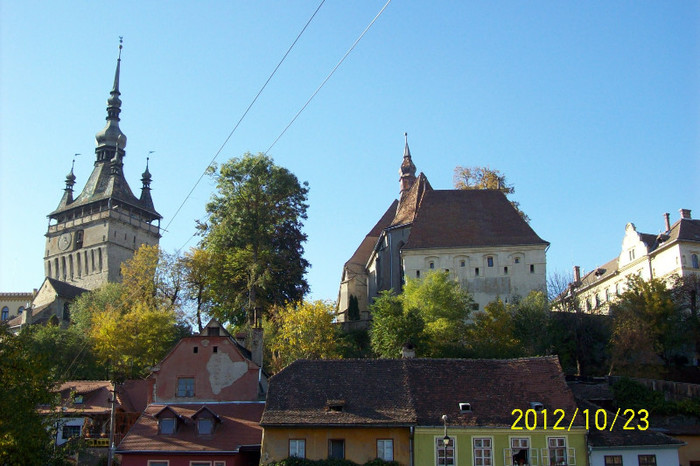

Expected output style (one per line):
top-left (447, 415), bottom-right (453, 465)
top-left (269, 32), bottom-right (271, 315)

top-left (44, 43), bottom-right (161, 290)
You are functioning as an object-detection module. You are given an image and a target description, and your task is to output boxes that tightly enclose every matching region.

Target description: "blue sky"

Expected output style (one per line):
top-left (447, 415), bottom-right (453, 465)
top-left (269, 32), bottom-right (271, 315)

top-left (1, 1), bottom-right (698, 301)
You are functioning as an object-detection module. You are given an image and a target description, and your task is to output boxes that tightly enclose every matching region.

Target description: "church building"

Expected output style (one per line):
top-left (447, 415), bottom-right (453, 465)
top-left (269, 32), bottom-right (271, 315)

top-left (337, 136), bottom-right (549, 327)
top-left (44, 43), bottom-right (161, 291)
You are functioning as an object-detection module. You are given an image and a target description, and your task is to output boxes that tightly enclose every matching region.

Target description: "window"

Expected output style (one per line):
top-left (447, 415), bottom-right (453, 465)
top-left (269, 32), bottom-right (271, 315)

top-left (604, 455), bottom-right (623, 465)
top-left (159, 418), bottom-right (175, 435)
top-left (61, 424), bottom-right (81, 439)
top-left (147, 461), bottom-right (169, 466)
top-left (1, 307), bottom-right (8, 320)
top-left (75, 230), bottom-right (84, 249)
top-left (511, 437), bottom-right (529, 465)
top-left (460, 260), bottom-right (465, 267)
top-left (473, 437), bottom-right (492, 466)
top-left (289, 439), bottom-right (306, 458)
top-left (191, 463), bottom-right (213, 466)
top-left (638, 455), bottom-right (656, 466)
top-left (514, 257), bottom-right (520, 264)
top-left (504, 266), bottom-right (508, 275)
top-left (177, 378), bottom-right (194, 397)
top-left (530, 264), bottom-right (535, 273)
top-left (214, 462), bottom-right (226, 466)
top-left (377, 439), bottom-right (393, 461)
top-left (693, 254), bottom-right (699, 269)
top-left (328, 439), bottom-right (345, 459)
top-left (416, 270), bottom-right (421, 278)
top-left (198, 418), bottom-right (213, 435)
top-left (208, 326), bottom-right (220, 336)
top-left (629, 249), bottom-right (636, 261)
top-left (475, 267), bottom-right (480, 276)
top-left (73, 395), bottom-right (84, 404)
top-left (435, 436), bottom-right (455, 466)
top-left (548, 437), bottom-right (567, 465)
top-left (487, 256), bottom-right (494, 267)
top-left (213, 346), bottom-right (218, 353)
top-left (18, 306), bottom-right (23, 315)
top-left (193, 346), bottom-right (198, 353)
top-left (429, 262), bottom-right (435, 269)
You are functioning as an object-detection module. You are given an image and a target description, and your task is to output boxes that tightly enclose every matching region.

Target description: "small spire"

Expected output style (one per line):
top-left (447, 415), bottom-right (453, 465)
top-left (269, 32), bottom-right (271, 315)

top-left (95, 37), bottom-right (127, 156)
top-left (65, 156), bottom-right (78, 190)
top-left (142, 152), bottom-right (153, 187)
top-left (404, 132), bottom-right (410, 158)
top-left (399, 132), bottom-right (417, 195)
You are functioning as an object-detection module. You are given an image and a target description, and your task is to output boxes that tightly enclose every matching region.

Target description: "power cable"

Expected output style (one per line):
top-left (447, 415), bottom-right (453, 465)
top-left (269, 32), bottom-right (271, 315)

top-left (163, 0), bottom-right (326, 234)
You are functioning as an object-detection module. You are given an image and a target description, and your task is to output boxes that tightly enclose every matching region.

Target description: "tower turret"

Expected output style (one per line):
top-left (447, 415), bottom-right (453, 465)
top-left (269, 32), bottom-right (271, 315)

top-left (399, 132), bottom-right (416, 195)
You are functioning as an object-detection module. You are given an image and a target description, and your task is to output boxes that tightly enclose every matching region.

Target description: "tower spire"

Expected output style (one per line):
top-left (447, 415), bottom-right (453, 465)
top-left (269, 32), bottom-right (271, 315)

top-left (399, 132), bottom-right (416, 195)
top-left (95, 37), bottom-right (127, 162)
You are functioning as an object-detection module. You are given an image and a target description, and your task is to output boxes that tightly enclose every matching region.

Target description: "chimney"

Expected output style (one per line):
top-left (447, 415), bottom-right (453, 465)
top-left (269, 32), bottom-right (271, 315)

top-left (401, 342), bottom-right (415, 359)
top-left (664, 212), bottom-right (671, 232)
top-left (573, 265), bottom-right (581, 283)
top-left (680, 208), bottom-right (692, 220)
top-left (250, 327), bottom-right (264, 368)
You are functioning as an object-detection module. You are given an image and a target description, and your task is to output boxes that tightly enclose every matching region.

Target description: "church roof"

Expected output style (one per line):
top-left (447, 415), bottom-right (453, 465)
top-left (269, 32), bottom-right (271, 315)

top-left (344, 200), bottom-right (398, 269)
top-left (403, 189), bottom-right (548, 250)
top-left (45, 277), bottom-right (88, 300)
top-left (391, 172), bottom-right (432, 227)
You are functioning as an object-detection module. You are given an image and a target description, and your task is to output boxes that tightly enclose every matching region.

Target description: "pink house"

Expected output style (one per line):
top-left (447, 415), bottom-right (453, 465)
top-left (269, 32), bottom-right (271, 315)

top-left (117, 320), bottom-right (266, 466)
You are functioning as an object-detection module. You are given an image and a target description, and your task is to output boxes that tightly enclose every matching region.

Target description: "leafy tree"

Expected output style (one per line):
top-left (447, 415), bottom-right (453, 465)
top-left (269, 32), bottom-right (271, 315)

top-left (511, 291), bottom-right (551, 356)
top-left (370, 291), bottom-right (425, 358)
top-left (610, 276), bottom-right (688, 371)
top-left (199, 153), bottom-right (310, 326)
top-left (180, 247), bottom-right (216, 332)
top-left (453, 166), bottom-right (530, 222)
top-left (347, 295), bottom-right (360, 321)
top-left (268, 300), bottom-right (342, 372)
top-left (370, 272), bottom-right (472, 357)
top-left (466, 299), bottom-right (521, 358)
top-left (71, 245), bottom-right (186, 377)
top-left (0, 325), bottom-right (71, 465)
top-left (23, 323), bottom-right (106, 380)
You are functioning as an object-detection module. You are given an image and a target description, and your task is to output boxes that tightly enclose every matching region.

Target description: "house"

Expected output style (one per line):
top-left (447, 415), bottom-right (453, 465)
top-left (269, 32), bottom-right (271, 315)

top-left (7, 278), bottom-right (85, 334)
top-left (0, 291), bottom-right (34, 322)
top-left (338, 136), bottom-right (548, 327)
top-left (577, 399), bottom-right (683, 466)
top-left (565, 208), bottom-right (700, 314)
top-left (40, 379), bottom-right (148, 465)
top-left (117, 320), bottom-right (266, 466)
top-left (260, 356), bottom-right (587, 466)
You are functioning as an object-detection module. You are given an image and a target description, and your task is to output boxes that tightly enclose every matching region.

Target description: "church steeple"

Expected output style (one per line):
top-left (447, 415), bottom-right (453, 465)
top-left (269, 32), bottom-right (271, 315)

top-left (139, 156), bottom-right (157, 212)
top-left (399, 132), bottom-right (416, 195)
top-left (95, 38), bottom-right (127, 163)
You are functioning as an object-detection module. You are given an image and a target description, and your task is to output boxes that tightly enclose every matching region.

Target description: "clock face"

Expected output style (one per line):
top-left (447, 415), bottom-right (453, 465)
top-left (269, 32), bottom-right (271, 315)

top-left (58, 233), bottom-right (72, 251)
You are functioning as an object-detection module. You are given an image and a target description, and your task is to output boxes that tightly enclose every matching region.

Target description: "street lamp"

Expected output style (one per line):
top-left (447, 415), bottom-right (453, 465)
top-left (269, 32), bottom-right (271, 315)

top-left (441, 414), bottom-right (450, 448)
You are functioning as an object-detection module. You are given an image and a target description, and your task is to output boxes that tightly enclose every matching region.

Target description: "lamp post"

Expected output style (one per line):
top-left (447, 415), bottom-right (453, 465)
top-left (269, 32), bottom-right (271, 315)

top-left (441, 414), bottom-right (450, 465)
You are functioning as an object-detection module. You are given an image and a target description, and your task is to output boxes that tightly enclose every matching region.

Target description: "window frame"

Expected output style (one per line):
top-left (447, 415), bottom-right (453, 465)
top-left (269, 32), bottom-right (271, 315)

top-left (473, 437), bottom-right (492, 466)
top-left (197, 417), bottom-right (214, 435)
top-left (289, 439), bottom-right (306, 458)
top-left (177, 377), bottom-right (195, 397)
top-left (159, 417), bottom-right (176, 435)
top-left (547, 436), bottom-right (567, 465)
top-left (435, 435), bottom-right (455, 466)
top-left (604, 455), bottom-right (623, 465)
top-left (328, 439), bottom-right (345, 460)
top-left (510, 436), bottom-right (530, 465)
top-left (377, 438), bottom-right (394, 461)
top-left (638, 455), bottom-right (656, 466)
top-left (147, 461), bottom-right (170, 466)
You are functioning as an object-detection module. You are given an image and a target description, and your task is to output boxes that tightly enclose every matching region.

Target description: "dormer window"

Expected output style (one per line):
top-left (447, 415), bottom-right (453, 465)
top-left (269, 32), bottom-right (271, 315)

top-left (326, 400), bottom-right (345, 412)
top-left (73, 395), bottom-right (84, 404)
top-left (529, 401), bottom-right (544, 412)
top-left (459, 402), bottom-right (472, 413)
top-left (198, 418), bottom-right (213, 435)
top-left (159, 417), bottom-right (176, 435)
top-left (192, 406), bottom-right (222, 435)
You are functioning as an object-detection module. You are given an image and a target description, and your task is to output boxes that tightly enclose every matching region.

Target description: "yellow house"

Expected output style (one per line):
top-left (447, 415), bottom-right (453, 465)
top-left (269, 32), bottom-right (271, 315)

top-left (260, 357), bottom-right (586, 465)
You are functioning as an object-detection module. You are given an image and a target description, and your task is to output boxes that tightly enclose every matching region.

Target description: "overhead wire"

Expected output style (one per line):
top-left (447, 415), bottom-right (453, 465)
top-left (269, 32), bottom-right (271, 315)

top-left (163, 0), bottom-right (327, 236)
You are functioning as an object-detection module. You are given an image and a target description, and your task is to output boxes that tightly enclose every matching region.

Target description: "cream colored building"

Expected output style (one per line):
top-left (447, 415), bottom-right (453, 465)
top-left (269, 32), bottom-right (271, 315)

top-left (337, 138), bottom-right (549, 327)
top-left (567, 209), bottom-right (700, 313)
top-left (0, 291), bottom-right (35, 322)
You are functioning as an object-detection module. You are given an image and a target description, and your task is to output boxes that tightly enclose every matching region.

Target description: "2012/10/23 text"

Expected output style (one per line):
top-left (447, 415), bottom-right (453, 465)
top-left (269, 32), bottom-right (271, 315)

top-left (511, 408), bottom-right (649, 431)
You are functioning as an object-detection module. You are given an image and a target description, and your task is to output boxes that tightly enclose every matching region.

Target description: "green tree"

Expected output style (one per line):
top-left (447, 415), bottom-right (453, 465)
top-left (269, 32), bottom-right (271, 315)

top-left (370, 271), bottom-right (472, 357)
top-left (23, 323), bottom-right (106, 380)
top-left (610, 276), bottom-right (687, 371)
top-left (453, 166), bottom-right (530, 222)
top-left (180, 247), bottom-right (216, 332)
top-left (511, 291), bottom-right (551, 356)
top-left (370, 291), bottom-right (425, 358)
top-left (199, 153), bottom-right (310, 326)
top-left (268, 300), bottom-right (342, 372)
top-left (466, 299), bottom-right (521, 358)
top-left (0, 325), bottom-right (71, 465)
top-left (71, 245), bottom-right (185, 377)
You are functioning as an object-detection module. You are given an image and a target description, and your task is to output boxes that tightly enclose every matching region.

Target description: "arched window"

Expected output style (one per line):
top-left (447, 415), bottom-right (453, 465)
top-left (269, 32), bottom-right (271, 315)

top-left (1, 307), bottom-right (8, 320)
top-left (693, 254), bottom-right (699, 269)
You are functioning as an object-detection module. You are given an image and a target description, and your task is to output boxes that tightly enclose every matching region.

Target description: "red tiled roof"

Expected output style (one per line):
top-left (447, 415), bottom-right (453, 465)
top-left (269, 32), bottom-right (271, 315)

top-left (404, 189), bottom-right (548, 250)
top-left (391, 173), bottom-right (432, 227)
top-left (117, 402), bottom-right (264, 453)
top-left (261, 356), bottom-right (581, 428)
top-left (49, 380), bottom-right (148, 415)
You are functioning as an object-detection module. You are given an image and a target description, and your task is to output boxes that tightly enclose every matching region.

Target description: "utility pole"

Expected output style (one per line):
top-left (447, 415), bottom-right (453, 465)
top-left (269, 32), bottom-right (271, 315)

top-left (107, 381), bottom-right (117, 466)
